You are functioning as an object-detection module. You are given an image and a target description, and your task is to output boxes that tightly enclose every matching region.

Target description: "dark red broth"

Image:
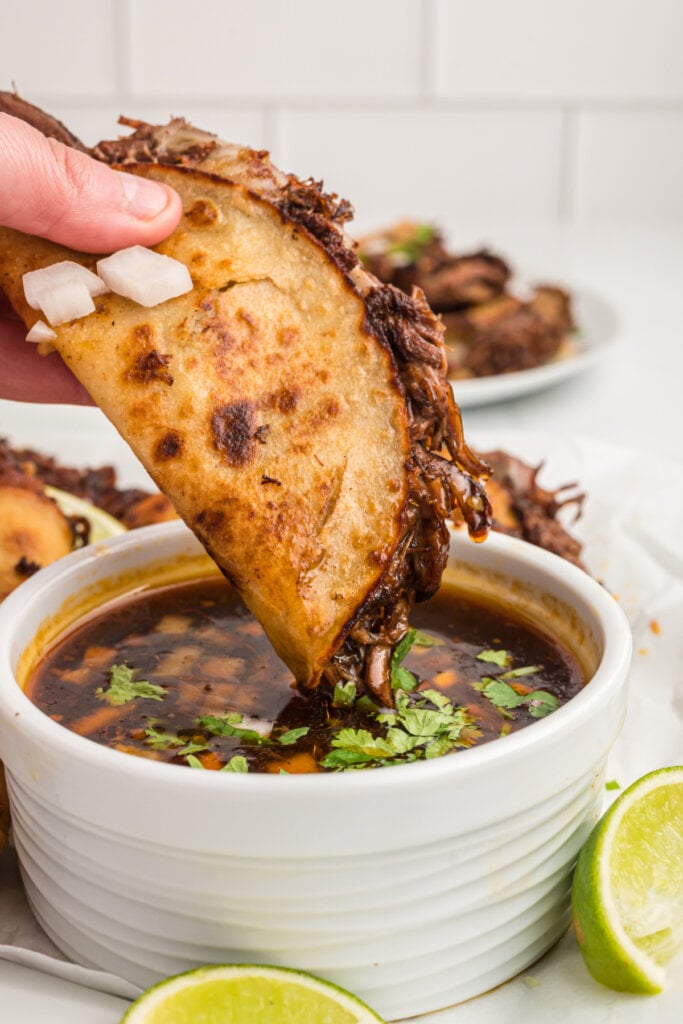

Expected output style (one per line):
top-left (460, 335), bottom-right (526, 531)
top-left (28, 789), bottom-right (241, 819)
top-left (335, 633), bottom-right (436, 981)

top-left (26, 576), bottom-right (585, 773)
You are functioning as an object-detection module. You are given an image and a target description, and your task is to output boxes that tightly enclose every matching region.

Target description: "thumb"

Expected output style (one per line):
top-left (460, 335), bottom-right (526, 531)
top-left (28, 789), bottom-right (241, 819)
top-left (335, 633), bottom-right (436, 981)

top-left (0, 114), bottom-right (182, 253)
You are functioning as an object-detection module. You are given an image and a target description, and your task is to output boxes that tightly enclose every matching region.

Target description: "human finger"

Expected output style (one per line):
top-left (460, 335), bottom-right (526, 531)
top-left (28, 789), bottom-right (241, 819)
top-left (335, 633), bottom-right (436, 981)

top-left (0, 114), bottom-right (182, 253)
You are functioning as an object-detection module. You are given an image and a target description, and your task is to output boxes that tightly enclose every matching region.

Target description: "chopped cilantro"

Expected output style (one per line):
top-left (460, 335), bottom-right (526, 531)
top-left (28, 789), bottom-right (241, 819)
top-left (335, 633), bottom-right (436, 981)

top-left (332, 681), bottom-right (357, 707)
top-left (197, 713), bottom-right (267, 744)
top-left (390, 630), bottom-right (419, 692)
top-left (143, 727), bottom-right (180, 750)
top-left (96, 664), bottom-right (166, 706)
top-left (144, 727), bottom-right (208, 757)
top-left (476, 649), bottom-right (510, 667)
top-left (500, 664), bottom-right (542, 680)
top-left (392, 630), bottom-right (417, 667)
top-left (188, 752), bottom-right (248, 772)
top-left (355, 694), bottom-right (380, 714)
top-left (278, 727), bottom-right (310, 746)
top-left (386, 224), bottom-right (434, 263)
top-left (478, 678), bottom-right (525, 709)
top-left (392, 666), bottom-right (420, 692)
top-left (526, 692), bottom-right (559, 718)
top-left (476, 677), bottom-right (559, 718)
top-left (322, 688), bottom-right (475, 770)
top-left (221, 755), bottom-right (249, 773)
top-left (411, 629), bottom-right (445, 648)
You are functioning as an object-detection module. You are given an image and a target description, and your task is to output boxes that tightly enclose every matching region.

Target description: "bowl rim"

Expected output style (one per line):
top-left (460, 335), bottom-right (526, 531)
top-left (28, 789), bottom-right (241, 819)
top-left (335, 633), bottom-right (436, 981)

top-left (0, 520), bottom-right (632, 793)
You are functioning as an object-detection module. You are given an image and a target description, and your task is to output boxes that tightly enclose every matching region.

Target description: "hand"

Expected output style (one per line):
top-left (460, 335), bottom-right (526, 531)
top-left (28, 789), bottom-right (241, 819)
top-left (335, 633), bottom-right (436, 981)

top-left (0, 113), bottom-right (183, 404)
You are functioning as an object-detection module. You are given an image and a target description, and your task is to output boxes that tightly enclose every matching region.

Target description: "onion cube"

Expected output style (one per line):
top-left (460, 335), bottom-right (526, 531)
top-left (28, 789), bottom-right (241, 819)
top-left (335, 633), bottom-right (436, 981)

top-left (38, 281), bottom-right (96, 326)
top-left (23, 261), bottom-right (108, 310)
top-left (96, 246), bottom-right (192, 307)
top-left (25, 320), bottom-right (58, 343)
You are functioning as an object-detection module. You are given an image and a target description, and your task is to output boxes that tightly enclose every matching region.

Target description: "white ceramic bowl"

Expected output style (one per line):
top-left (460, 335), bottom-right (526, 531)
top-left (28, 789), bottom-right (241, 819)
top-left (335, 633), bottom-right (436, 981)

top-left (0, 521), bottom-right (631, 1020)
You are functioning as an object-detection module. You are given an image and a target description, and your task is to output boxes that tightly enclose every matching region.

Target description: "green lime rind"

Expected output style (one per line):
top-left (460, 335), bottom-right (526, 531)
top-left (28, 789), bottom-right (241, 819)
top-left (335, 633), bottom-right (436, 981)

top-left (120, 963), bottom-right (386, 1024)
top-left (571, 765), bottom-right (683, 994)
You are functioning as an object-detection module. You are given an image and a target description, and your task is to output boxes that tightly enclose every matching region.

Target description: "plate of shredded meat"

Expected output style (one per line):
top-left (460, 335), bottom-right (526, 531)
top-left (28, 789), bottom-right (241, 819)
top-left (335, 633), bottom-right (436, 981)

top-left (358, 222), bottom-right (620, 407)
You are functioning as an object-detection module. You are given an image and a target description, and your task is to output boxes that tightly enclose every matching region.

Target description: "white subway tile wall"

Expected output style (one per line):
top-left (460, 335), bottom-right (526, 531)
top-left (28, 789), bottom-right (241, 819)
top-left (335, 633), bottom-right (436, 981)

top-left (1, 0), bottom-right (682, 226)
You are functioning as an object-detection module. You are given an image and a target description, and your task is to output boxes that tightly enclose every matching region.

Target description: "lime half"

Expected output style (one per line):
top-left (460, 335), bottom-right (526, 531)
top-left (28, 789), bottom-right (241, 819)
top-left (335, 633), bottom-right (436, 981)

top-left (120, 964), bottom-right (386, 1024)
top-left (45, 486), bottom-right (127, 543)
top-left (572, 765), bottom-right (683, 993)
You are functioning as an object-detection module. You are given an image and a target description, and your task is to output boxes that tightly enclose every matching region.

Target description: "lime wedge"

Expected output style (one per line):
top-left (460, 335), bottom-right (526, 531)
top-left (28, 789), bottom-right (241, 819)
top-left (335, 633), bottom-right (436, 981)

top-left (120, 964), bottom-right (385, 1024)
top-left (45, 486), bottom-right (127, 543)
top-left (572, 765), bottom-right (683, 993)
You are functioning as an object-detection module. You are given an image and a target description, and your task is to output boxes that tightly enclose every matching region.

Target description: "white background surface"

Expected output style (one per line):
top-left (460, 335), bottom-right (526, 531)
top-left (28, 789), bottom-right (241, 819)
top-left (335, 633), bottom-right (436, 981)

top-left (1, 1), bottom-right (683, 224)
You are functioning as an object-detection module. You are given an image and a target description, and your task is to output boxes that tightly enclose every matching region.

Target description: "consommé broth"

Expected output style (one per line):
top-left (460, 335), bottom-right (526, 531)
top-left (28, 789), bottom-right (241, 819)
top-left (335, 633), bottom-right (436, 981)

top-left (26, 576), bottom-right (585, 773)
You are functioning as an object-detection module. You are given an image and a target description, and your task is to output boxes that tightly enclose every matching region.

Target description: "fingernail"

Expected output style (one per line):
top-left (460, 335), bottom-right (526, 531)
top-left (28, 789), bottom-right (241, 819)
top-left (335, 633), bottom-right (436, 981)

top-left (119, 172), bottom-right (172, 220)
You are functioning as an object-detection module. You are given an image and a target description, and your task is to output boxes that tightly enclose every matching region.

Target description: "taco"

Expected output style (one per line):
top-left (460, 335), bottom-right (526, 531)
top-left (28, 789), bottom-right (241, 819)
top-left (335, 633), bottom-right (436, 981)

top-left (0, 95), bottom-right (490, 702)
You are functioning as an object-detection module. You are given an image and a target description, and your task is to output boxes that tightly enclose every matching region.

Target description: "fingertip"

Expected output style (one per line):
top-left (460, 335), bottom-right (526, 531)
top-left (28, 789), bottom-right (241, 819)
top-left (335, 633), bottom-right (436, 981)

top-left (125, 180), bottom-right (184, 247)
top-left (119, 174), bottom-right (183, 229)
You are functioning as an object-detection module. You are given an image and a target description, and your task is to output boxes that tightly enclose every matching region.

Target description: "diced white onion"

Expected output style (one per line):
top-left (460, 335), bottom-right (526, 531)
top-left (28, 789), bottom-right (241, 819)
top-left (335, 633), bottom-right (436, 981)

top-left (25, 319), bottom-right (58, 343)
top-left (37, 281), bottom-right (96, 326)
top-left (23, 260), bottom-right (108, 310)
top-left (96, 246), bottom-right (192, 308)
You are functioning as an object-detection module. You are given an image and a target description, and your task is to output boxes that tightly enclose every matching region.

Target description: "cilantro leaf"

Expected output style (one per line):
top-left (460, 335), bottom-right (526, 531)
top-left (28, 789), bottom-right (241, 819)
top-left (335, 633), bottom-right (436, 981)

top-left (144, 727), bottom-right (181, 750)
top-left (526, 691), bottom-right (559, 717)
top-left (177, 740), bottom-right (211, 756)
top-left (479, 679), bottom-right (526, 709)
top-left (477, 678), bottom-right (559, 719)
top-left (197, 713), bottom-right (267, 744)
top-left (411, 629), bottom-right (445, 648)
top-left (392, 630), bottom-right (417, 668)
top-left (392, 666), bottom-right (419, 692)
top-left (330, 728), bottom-right (395, 758)
top-left (221, 755), bottom-right (249, 773)
top-left (143, 727), bottom-right (208, 757)
top-left (383, 728), bottom-right (424, 754)
top-left (332, 681), bottom-right (357, 707)
top-left (500, 665), bottom-right (542, 680)
top-left (278, 727), bottom-right (310, 746)
top-left (97, 664), bottom-right (166, 706)
top-left (390, 630), bottom-right (420, 692)
top-left (386, 224), bottom-right (435, 263)
top-left (320, 748), bottom-right (375, 769)
top-left (476, 649), bottom-right (510, 667)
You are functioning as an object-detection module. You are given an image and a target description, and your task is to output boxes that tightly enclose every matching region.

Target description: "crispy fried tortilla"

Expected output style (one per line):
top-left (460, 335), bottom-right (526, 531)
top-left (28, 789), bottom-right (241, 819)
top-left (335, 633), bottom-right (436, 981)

top-left (0, 97), bottom-right (490, 699)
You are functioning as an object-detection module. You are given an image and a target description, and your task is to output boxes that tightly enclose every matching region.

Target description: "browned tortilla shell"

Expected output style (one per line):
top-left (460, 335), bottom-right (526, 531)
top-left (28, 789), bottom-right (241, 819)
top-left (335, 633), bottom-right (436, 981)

top-left (0, 167), bottom-right (410, 684)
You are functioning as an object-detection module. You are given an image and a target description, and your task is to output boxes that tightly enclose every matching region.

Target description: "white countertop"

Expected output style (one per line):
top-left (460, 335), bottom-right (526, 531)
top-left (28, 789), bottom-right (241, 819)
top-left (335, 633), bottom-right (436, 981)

top-left (0, 219), bottom-right (681, 1022)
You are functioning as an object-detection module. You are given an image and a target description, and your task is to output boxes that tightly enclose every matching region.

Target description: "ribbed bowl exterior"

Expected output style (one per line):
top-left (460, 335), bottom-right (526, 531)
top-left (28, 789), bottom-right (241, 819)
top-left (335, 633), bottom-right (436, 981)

top-left (0, 523), bottom-right (632, 1021)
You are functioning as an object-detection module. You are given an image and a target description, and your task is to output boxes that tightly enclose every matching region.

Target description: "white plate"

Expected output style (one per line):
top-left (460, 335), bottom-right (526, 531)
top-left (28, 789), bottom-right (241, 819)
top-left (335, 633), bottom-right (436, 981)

top-left (451, 289), bottom-right (620, 408)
